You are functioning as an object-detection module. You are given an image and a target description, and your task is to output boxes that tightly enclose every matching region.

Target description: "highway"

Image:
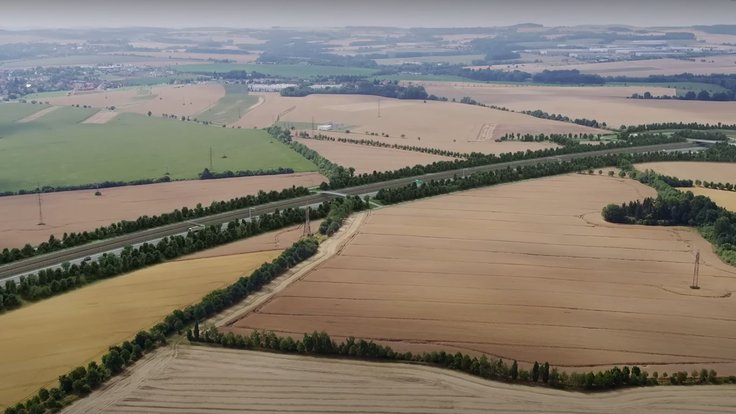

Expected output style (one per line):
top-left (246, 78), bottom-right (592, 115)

top-left (0, 141), bottom-right (698, 282)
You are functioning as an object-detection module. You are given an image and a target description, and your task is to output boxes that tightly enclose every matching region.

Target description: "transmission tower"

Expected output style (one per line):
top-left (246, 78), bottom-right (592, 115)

top-left (691, 250), bottom-right (700, 289)
top-left (302, 207), bottom-right (312, 238)
top-left (377, 98), bottom-right (381, 118)
top-left (37, 189), bottom-right (45, 226)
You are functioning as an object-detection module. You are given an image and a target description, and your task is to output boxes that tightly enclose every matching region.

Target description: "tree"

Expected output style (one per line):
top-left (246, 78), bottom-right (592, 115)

top-left (602, 204), bottom-right (627, 223)
top-left (542, 362), bottom-right (550, 383)
top-left (532, 361), bottom-right (540, 382)
top-left (103, 349), bottom-right (124, 374)
top-left (147, 111), bottom-right (152, 117)
top-left (193, 320), bottom-right (200, 340)
top-left (510, 360), bottom-right (518, 380)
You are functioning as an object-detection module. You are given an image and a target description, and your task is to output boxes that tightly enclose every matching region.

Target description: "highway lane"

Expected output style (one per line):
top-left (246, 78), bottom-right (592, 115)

top-left (0, 141), bottom-right (698, 282)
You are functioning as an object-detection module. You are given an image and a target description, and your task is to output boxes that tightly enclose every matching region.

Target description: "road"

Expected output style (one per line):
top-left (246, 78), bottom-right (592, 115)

top-left (0, 141), bottom-right (697, 283)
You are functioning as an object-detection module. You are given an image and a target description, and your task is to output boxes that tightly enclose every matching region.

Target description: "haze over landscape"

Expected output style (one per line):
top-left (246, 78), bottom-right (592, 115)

top-left (1, 0), bottom-right (735, 28)
top-left (2, 1), bottom-right (736, 413)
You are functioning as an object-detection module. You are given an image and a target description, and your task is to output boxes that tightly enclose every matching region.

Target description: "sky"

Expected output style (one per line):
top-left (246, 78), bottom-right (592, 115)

top-left (1, 0), bottom-right (735, 29)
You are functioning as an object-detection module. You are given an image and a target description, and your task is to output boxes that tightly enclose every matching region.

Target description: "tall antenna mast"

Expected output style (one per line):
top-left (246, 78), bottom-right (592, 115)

top-left (37, 186), bottom-right (45, 226)
top-left (302, 207), bottom-right (311, 238)
top-left (691, 250), bottom-right (700, 289)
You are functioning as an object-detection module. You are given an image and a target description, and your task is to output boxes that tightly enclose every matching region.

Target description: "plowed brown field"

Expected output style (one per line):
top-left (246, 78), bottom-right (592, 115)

top-left (636, 162), bottom-right (736, 184)
top-left (63, 346), bottom-right (736, 414)
top-left (421, 82), bottom-right (736, 127)
top-left (228, 174), bottom-right (736, 375)
top-left (234, 93), bottom-right (605, 154)
top-left (0, 172), bottom-right (325, 249)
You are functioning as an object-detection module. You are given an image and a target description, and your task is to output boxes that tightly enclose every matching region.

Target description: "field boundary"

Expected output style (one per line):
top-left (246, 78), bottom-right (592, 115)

top-left (211, 211), bottom-right (368, 328)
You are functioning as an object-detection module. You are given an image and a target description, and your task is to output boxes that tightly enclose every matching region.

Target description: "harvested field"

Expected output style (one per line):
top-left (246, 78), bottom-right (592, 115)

top-left (63, 345), bottom-right (736, 414)
top-left (294, 137), bottom-right (456, 174)
top-left (228, 174), bottom-right (736, 375)
top-left (43, 83), bottom-right (225, 117)
top-left (420, 81), bottom-right (736, 126)
top-left (81, 110), bottom-right (118, 124)
top-left (0, 172), bottom-right (325, 249)
top-left (16, 106), bottom-right (60, 123)
top-left (688, 188), bottom-right (736, 212)
top-left (471, 55), bottom-right (736, 76)
top-left (0, 250), bottom-right (279, 409)
top-left (234, 93), bottom-right (604, 154)
top-left (636, 162), bottom-right (736, 184)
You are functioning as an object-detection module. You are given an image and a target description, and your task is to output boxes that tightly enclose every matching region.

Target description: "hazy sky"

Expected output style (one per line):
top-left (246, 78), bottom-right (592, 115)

top-left (2, 0), bottom-right (736, 29)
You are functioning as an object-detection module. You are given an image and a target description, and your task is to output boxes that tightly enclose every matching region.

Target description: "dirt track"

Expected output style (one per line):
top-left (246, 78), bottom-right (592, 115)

top-left (63, 345), bottom-right (736, 414)
top-left (228, 174), bottom-right (736, 375)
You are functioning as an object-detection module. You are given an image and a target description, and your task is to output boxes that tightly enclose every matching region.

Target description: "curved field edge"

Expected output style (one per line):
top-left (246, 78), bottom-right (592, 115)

top-left (62, 345), bottom-right (736, 414)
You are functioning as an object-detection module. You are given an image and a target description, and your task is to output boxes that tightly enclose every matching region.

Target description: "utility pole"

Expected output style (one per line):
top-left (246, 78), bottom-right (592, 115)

top-left (691, 250), bottom-right (700, 289)
top-left (302, 207), bottom-right (312, 237)
top-left (311, 116), bottom-right (315, 131)
top-left (377, 98), bottom-right (381, 118)
top-left (209, 146), bottom-right (213, 170)
top-left (37, 186), bottom-right (45, 226)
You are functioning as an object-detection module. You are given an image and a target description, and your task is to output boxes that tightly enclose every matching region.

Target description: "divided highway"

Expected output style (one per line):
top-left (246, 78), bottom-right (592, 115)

top-left (0, 141), bottom-right (697, 282)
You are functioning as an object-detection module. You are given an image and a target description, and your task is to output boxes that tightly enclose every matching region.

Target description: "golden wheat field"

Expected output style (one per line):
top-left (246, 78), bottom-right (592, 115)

top-left (0, 250), bottom-right (279, 409)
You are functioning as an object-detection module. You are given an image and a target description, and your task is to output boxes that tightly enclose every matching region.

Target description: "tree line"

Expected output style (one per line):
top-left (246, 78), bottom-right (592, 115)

top-left (0, 186), bottom-right (311, 266)
top-left (0, 176), bottom-right (173, 198)
top-left (672, 129), bottom-right (730, 141)
top-left (189, 329), bottom-right (734, 393)
top-left (297, 132), bottom-right (468, 158)
top-left (281, 80), bottom-right (441, 101)
top-left (622, 122), bottom-right (736, 134)
top-left (310, 130), bottom-right (686, 190)
top-left (375, 143), bottom-right (736, 207)
top-left (0, 204), bottom-right (326, 312)
top-left (602, 171), bottom-right (736, 266)
top-left (520, 109), bottom-right (607, 129)
top-left (198, 167), bottom-right (295, 180)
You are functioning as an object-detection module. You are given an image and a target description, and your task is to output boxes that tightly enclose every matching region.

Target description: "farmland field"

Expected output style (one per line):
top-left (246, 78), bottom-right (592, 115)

top-left (472, 55), bottom-right (736, 77)
top-left (0, 172), bottom-right (325, 249)
top-left (0, 104), bottom-right (316, 192)
top-left (228, 174), bottom-right (736, 375)
top-left (174, 63), bottom-right (379, 77)
top-left (420, 81), bottom-right (736, 126)
top-left (294, 137), bottom-right (456, 174)
top-left (636, 162), bottom-right (736, 184)
top-left (688, 188), bottom-right (736, 212)
top-left (0, 249), bottom-right (280, 409)
top-left (195, 83), bottom-right (260, 126)
top-left (63, 346), bottom-right (736, 414)
top-left (234, 93), bottom-right (604, 154)
top-left (41, 83), bottom-right (226, 118)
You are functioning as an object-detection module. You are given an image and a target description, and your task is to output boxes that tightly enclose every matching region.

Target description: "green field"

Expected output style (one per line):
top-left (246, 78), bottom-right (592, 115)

top-left (174, 63), bottom-right (379, 78)
top-left (0, 104), bottom-right (316, 192)
top-left (196, 84), bottom-right (259, 125)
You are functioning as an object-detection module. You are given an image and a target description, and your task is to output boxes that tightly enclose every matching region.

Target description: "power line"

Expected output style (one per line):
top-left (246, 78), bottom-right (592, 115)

top-left (37, 185), bottom-right (45, 226)
top-left (691, 250), bottom-right (700, 289)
